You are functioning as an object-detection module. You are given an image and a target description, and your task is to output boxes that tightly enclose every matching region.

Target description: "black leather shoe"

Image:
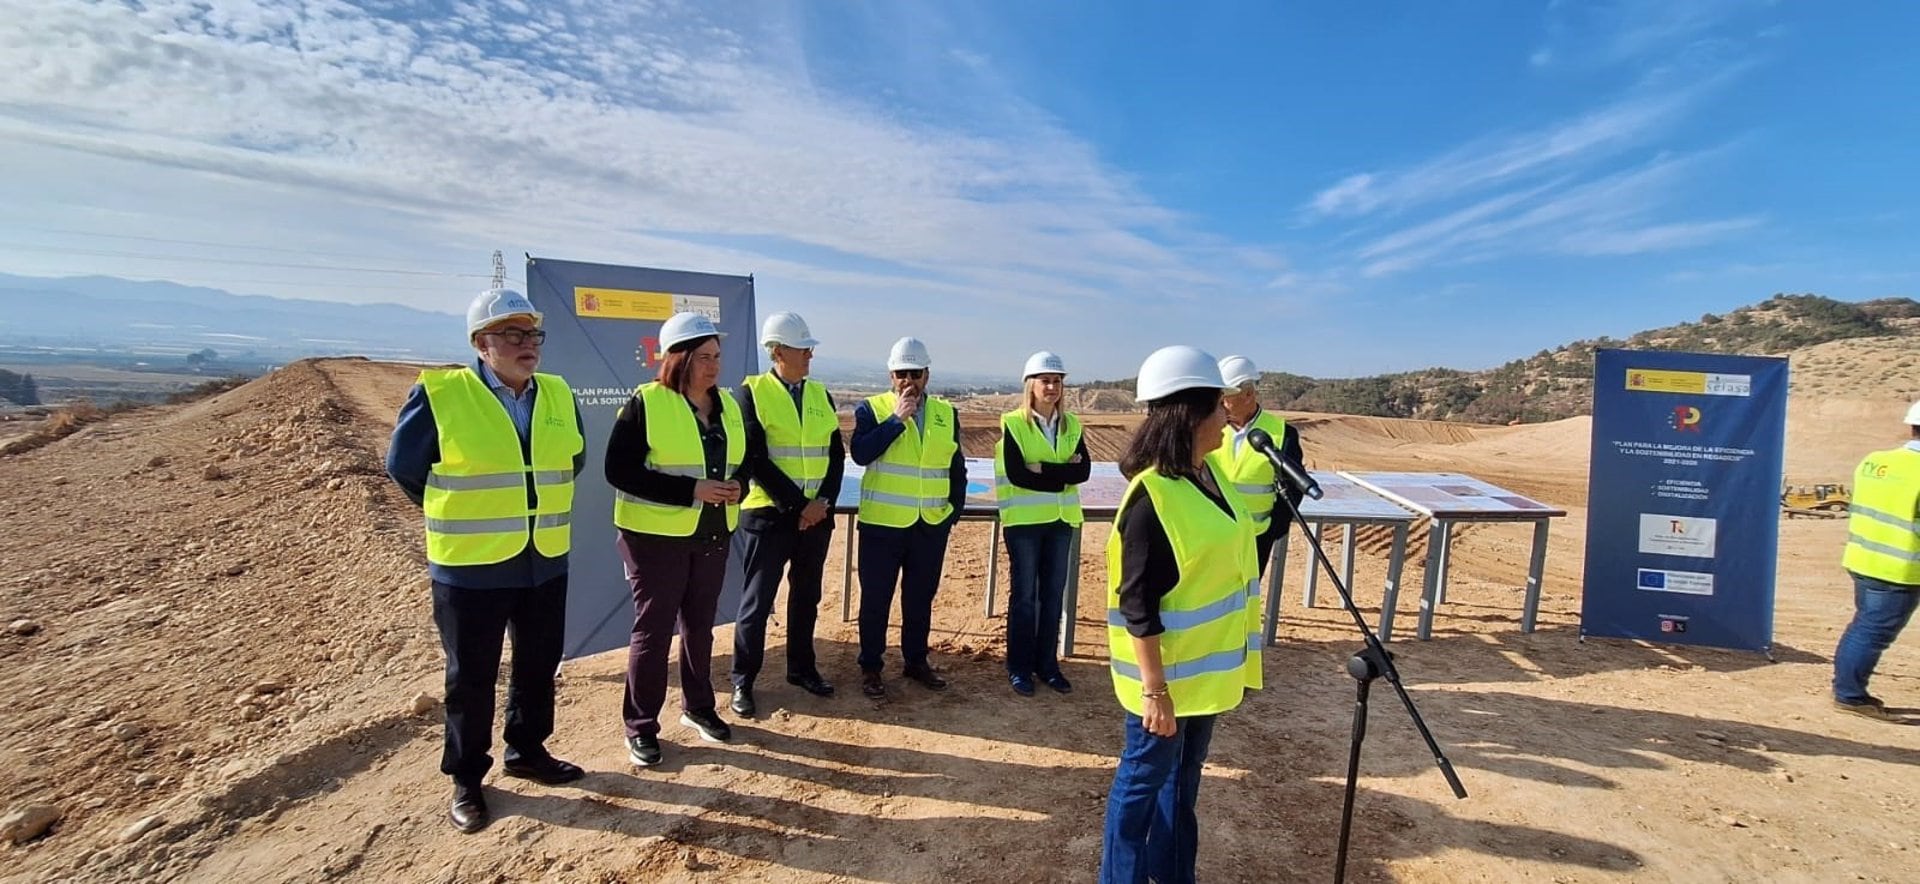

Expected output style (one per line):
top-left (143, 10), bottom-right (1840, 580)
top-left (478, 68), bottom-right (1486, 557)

top-left (1041, 673), bottom-right (1073, 694)
top-left (1009, 673), bottom-right (1035, 696)
top-left (680, 710), bottom-right (733, 743)
top-left (627, 734), bottom-right (663, 768)
top-left (903, 665), bottom-right (948, 691)
top-left (731, 685), bottom-right (756, 718)
top-left (786, 672), bottom-right (836, 697)
top-left (502, 755), bottom-right (585, 785)
top-left (450, 783), bottom-right (489, 833)
top-left (861, 670), bottom-right (886, 699)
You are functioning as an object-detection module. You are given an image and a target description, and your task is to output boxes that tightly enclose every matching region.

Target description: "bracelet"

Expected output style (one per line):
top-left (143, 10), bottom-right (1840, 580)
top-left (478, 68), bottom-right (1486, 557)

top-left (1141, 687), bottom-right (1169, 699)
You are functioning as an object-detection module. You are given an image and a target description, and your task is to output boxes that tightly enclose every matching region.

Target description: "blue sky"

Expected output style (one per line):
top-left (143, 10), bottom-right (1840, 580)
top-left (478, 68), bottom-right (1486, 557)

top-left (0, 1), bottom-right (1915, 379)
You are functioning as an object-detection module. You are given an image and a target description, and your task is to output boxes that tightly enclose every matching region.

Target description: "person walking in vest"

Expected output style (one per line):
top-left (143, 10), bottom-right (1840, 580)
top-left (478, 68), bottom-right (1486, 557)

top-left (386, 289), bottom-right (588, 834)
top-left (728, 311), bottom-right (847, 718)
top-left (1215, 356), bottom-right (1305, 577)
top-left (850, 336), bottom-right (966, 699)
top-left (1832, 400), bottom-right (1920, 723)
top-left (606, 312), bottom-right (747, 767)
top-left (996, 351), bottom-right (1092, 697)
top-left (1101, 345), bottom-right (1262, 884)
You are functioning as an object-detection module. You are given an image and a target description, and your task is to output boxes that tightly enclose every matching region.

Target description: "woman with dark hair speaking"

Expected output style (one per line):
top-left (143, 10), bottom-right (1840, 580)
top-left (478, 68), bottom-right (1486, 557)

top-left (605, 312), bottom-right (749, 769)
top-left (1100, 345), bottom-right (1263, 884)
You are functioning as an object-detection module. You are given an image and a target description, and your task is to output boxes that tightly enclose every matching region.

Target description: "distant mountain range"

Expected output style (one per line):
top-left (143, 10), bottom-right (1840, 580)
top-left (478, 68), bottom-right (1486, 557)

top-left (0, 273), bottom-right (1020, 388)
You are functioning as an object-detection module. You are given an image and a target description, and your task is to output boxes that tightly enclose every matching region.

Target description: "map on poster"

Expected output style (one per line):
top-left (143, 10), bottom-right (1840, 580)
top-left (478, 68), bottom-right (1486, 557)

top-left (1342, 471), bottom-right (1565, 518)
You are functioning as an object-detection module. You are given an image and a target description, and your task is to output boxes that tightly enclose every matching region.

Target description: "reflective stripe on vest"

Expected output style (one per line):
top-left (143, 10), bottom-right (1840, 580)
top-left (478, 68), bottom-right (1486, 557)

top-left (1105, 461), bottom-right (1262, 717)
top-left (1843, 447), bottom-right (1920, 585)
top-left (857, 393), bottom-right (958, 527)
top-left (994, 409), bottom-right (1084, 527)
top-left (1215, 410), bottom-right (1289, 533)
top-left (741, 372), bottom-right (838, 509)
top-left (419, 369), bottom-right (582, 566)
top-left (612, 383), bottom-right (745, 536)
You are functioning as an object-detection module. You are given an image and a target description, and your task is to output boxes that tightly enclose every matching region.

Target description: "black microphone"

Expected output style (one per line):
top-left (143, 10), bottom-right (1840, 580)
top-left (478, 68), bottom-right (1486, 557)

top-left (1245, 427), bottom-right (1322, 500)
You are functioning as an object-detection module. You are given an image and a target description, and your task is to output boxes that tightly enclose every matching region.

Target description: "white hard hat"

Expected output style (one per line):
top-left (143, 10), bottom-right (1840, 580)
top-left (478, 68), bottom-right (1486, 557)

top-left (466, 289), bottom-right (542, 336)
top-left (659, 311), bottom-right (726, 352)
top-left (1023, 351), bottom-right (1067, 379)
top-left (1905, 400), bottom-right (1920, 426)
top-left (761, 311), bottom-right (819, 349)
top-left (887, 336), bottom-right (931, 371)
top-left (1135, 345), bottom-right (1229, 403)
top-left (1218, 355), bottom-right (1260, 388)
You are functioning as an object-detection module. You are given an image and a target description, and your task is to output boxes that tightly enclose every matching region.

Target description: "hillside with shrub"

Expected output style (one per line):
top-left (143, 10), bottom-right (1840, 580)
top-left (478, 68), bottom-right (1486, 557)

top-left (1086, 293), bottom-right (1920, 423)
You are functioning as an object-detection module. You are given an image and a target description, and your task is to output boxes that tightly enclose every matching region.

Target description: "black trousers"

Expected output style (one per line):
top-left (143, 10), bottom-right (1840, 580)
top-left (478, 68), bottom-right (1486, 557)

top-left (431, 574), bottom-right (567, 785)
top-left (731, 509), bottom-right (834, 687)
top-left (857, 520), bottom-right (952, 672)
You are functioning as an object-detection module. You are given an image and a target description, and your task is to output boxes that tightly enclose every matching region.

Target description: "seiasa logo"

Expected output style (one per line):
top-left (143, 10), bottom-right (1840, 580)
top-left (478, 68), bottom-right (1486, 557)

top-left (1668, 405), bottom-right (1702, 432)
top-left (1668, 519), bottom-right (1687, 535)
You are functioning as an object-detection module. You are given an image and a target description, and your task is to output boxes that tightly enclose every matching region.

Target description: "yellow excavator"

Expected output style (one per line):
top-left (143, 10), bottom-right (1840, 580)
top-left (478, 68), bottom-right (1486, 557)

top-left (1781, 483), bottom-right (1850, 518)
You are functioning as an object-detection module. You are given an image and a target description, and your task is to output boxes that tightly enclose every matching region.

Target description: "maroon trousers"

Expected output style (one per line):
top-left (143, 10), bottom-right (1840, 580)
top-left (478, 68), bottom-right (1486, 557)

top-left (617, 529), bottom-right (729, 738)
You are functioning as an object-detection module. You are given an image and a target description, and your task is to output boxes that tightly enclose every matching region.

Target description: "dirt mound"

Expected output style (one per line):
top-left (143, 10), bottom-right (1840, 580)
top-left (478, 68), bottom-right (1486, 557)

top-left (3, 357), bottom-right (1917, 884)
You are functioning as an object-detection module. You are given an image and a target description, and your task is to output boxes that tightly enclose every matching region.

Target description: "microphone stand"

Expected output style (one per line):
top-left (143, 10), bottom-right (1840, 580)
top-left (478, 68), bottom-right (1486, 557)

top-left (1270, 470), bottom-right (1468, 884)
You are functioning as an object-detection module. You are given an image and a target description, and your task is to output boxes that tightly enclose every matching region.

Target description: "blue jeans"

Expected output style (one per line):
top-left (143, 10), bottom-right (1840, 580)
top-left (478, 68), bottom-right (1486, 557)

top-left (1004, 521), bottom-right (1073, 679)
top-left (1833, 572), bottom-right (1920, 704)
top-left (1100, 712), bottom-right (1218, 884)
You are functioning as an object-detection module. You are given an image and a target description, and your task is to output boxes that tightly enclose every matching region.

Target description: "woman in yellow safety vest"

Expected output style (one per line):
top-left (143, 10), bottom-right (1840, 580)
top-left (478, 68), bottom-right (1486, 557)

top-left (1101, 345), bottom-right (1261, 884)
top-left (995, 350), bottom-right (1091, 696)
top-left (605, 312), bottom-right (752, 769)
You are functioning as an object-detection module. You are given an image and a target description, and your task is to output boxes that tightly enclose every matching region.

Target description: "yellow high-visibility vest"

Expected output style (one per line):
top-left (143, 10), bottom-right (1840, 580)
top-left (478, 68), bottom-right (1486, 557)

top-left (612, 383), bottom-right (745, 536)
top-left (1843, 446), bottom-right (1920, 586)
top-left (858, 394), bottom-right (958, 527)
top-left (419, 369), bottom-right (581, 566)
top-left (1106, 461), bottom-right (1262, 717)
top-left (994, 410), bottom-right (1084, 527)
top-left (1215, 410), bottom-right (1291, 533)
top-left (740, 372), bottom-right (837, 510)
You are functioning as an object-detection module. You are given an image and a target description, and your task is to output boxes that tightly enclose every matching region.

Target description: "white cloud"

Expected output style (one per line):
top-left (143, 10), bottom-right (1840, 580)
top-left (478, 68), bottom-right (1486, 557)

top-left (0, 0), bottom-right (1284, 377)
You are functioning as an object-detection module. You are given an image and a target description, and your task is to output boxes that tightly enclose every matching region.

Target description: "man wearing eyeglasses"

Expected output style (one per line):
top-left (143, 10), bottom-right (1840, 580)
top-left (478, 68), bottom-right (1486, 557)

top-left (849, 336), bottom-right (967, 699)
top-left (386, 288), bottom-right (588, 834)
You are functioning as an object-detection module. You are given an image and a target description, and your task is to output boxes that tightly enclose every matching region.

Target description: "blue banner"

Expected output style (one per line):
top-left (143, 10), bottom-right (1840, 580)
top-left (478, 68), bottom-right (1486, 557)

top-left (1579, 349), bottom-right (1788, 653)
top-left (523, 256), bottom-right (757, 659)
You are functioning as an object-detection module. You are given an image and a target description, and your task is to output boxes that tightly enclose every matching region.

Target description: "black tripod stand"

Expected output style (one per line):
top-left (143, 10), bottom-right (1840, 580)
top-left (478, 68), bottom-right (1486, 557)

top-left (1275, 490), bottom-right (1468, 883)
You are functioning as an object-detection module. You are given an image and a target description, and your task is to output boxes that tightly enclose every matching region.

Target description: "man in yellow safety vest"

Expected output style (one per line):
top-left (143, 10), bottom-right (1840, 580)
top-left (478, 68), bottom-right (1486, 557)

top-left (1833, 400), bottom-right (1920, 723)
top-left (849, 336), bottom-right (967, 699)
top-left (386, 289), bottom-right (587, 833)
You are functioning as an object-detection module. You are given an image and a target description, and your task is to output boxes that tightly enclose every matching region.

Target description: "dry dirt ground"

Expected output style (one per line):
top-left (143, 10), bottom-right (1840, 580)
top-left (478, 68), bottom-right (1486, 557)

top-left (3, 357), bottom-right (1918, 883)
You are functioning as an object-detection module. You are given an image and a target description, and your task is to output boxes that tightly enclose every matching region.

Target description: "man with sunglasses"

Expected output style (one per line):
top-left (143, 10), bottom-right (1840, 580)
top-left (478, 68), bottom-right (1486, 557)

top-left (386, 289), bottom-right (588, 833)
top-left (849, 336), bottom-right (967, 699)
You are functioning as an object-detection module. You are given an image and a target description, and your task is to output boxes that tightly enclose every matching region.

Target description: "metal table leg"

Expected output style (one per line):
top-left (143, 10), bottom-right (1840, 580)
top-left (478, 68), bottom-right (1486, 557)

top-left (841, 513), bottom-right (856, 622)
top-left (1263, 528), bottom-right (1290, 646)
top-left (1522, 519), bottom-right (1549, 633)
top-left (1303, 522), bottom-right (1323, 607)
top-left (1434, 519), bottom-right (1454, 606)
top-left (1341, 523), bottom-right (1356, 588)
top-left (1060, 525), bottom-right (1082, 657)
top-left (1379, 523), bottom-right (1409, 643)
top-left (1418, 518), bottom-right (1443, 640)
top-left (986, 516), bottom-right (1002, 617)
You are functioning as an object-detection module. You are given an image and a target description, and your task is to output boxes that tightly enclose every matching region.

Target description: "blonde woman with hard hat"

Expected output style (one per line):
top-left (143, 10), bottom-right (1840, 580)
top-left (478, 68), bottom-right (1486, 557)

top-left (994, 351), bottom-right (1091, 696)
top-left (726, 311), bottom-right (846, 719)
top-left (1214, 355), bottom-right (1306, 577)
top-left (1101, 345), bottom-right (1261, 884)
top-left (1832, 399), bottom-right (1920, 723)
top-left (604, 311), bottom-right (752, 768)
top-left (385, 289), bottom-right (588, 833)
top-left (848, 336), bottom-right (967, 699)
